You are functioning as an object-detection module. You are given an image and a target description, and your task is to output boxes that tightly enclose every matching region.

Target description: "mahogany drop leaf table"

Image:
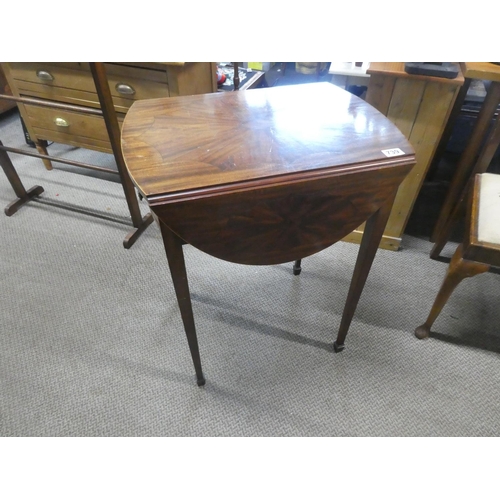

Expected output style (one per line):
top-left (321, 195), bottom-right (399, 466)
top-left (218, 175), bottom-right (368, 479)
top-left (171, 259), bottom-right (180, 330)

top-left (121, 83), bottom-right (416, 386)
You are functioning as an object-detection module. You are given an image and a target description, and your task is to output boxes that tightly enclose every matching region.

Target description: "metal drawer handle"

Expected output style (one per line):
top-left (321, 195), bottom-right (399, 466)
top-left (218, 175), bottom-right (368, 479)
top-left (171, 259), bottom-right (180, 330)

top-left (36, 70), bottom-right (54, 82)
top-left (54, 117), bottom-right (69, 127)
top-left (115, 83), bottom-right (136, 95)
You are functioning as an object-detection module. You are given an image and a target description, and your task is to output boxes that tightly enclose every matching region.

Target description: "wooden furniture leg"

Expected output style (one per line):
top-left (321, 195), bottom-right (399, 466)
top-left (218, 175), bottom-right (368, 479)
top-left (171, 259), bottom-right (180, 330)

top-left (293, 259), bottom-right (302, 276)
top-left (334, 194), bottom-right (395, 352)
top-left (431, 81), bottom-right (500, 244)
top-left (415, 244), bottom-right (490, 339)
top-left (430, 184), bottom-right (468, 260)
top-left (159, 220), bottom-right (206, 386)
top-left (0, 140), bottom-right (44, 216)
top-left (232, 63), bottom-right (240, 91)
top-left (34, 139), bottom-right (53, 171)
top-left (89, 63), bottom-right (153, 249)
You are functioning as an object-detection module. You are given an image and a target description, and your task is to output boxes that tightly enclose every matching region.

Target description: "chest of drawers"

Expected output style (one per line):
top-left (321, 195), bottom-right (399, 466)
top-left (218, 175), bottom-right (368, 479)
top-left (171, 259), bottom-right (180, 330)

top-left (1, 62), bottom-right (217, 160)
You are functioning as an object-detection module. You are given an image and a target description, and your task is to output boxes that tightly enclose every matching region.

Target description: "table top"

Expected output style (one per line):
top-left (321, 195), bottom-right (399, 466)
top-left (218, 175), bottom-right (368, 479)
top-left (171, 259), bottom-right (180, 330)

top-left (367, 62), bottom-right (464, 86)
top-left (462, 62), bottom-right (500, 82)
top-left (121, 83), bottom-right (414, 202)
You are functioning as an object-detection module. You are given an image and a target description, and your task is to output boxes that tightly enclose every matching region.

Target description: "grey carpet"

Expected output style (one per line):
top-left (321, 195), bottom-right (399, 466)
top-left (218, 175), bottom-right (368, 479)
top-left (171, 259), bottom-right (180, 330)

top-left (2, 109), bottom-right (500, 437)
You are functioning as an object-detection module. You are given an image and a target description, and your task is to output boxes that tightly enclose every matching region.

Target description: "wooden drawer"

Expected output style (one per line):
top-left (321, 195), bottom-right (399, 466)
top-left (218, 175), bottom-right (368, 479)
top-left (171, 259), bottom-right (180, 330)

top-left (24, 103), bottom-right (124, 153)
top-left (7, 62), bottom-right (170, 113)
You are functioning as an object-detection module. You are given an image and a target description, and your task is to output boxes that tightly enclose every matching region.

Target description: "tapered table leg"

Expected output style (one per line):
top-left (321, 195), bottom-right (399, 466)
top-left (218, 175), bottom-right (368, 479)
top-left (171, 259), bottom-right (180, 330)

top-left (159, 220), bottom-right (206, 386)
top-left (334, 194), bottom-right (395, 352)
top-left (293, 259), bottom-right (302, 275)
top-left (0, 141), bottom-right (44, 216)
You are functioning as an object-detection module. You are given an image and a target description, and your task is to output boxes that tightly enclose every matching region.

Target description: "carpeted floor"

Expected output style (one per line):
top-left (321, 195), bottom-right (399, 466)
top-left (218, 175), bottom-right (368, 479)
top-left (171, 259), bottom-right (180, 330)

top-left (1, 107), bottom-right (500, 437)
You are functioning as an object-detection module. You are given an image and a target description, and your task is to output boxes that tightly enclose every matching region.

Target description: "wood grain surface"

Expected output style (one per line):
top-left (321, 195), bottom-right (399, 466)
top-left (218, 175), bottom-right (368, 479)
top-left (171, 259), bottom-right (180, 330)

top-left (122, 82), bottom-right (416, 264)
top-left (122, 83), bottom-right (414, 199)
top-left (121, 82), bottom-right (417, 375)
top-left (462, 62), bottom-right (500, 82)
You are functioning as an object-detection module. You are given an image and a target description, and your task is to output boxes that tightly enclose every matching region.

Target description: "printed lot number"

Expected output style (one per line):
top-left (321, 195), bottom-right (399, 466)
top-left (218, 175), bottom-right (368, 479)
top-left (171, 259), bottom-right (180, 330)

top-left (381, 148), bottom-right (405, 157)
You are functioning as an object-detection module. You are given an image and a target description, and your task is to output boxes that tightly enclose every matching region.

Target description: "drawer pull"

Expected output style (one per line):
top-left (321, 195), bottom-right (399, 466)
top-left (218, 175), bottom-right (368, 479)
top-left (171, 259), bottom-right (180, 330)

top-left (115, 83), bottom-right (136, 95)
top-left (54, 117), bottom-right (69, 127)
top-left (36, 70), bottom-right (54, 82)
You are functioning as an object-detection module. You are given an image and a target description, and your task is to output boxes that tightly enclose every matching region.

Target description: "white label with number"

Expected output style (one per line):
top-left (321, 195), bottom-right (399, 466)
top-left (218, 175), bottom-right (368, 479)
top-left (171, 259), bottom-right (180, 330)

top-left (381, 148), bottom-right (405, 157)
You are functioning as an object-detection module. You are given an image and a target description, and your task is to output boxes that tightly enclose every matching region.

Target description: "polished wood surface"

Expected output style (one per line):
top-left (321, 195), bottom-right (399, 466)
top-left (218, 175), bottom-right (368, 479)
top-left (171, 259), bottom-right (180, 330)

top-left (122, 82), bottom-right (416, 384)
top-left (123, 83), bottom-right (415, 265)
top-left (122, 83), bottom-right (412, 197)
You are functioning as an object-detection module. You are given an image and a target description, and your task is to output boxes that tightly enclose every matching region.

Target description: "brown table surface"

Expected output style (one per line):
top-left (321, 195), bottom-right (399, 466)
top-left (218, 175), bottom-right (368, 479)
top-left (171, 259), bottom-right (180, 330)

top-left (122, 83), bottom-right (414, 199)
top-left (121, 82), bottom-right (416, 385)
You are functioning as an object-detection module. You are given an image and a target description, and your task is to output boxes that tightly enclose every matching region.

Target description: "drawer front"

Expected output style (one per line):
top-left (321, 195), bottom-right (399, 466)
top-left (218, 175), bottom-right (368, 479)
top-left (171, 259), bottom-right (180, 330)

top-left (24, 103), bottom-right (124, 153)
top-left (7, 62), bottom-right (170, 112)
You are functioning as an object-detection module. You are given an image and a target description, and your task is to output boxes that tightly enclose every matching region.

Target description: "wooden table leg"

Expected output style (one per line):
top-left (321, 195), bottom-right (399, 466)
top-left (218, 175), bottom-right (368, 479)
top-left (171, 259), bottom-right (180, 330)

top-left (431, 81), bottom-right (500, 244)
top-left (159, 220), bottom-right (206, 386)
top-left (0, 141), bottom-right (44, 216)
top-left (334, 194), bottom-right (396, 352)
top-left (293, 259), bottom-right (302, 276)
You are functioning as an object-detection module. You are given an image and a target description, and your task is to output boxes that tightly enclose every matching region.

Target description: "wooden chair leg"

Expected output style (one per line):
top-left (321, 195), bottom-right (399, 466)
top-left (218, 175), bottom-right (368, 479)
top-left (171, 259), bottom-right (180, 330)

top-left (415, 244), bottom-right (490, 339)
top-left (430, 187), bottom-right (467, 259)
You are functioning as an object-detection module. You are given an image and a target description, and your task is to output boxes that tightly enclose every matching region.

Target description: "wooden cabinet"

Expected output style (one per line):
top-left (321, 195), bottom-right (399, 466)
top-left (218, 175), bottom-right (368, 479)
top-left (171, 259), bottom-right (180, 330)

top-left (1, 62), bottom-right (217, 162)
top-left (342, 62), bottom-right (465, 251)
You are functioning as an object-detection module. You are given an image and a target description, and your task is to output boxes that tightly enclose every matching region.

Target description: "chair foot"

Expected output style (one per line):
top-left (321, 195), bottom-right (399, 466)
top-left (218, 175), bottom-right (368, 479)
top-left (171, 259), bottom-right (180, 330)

top-left (415, 324), bottom-right (430, 339)
top-left (333, 341), bottom-right (345, 353)
top-left (196, 375), bottom-right (206, 387)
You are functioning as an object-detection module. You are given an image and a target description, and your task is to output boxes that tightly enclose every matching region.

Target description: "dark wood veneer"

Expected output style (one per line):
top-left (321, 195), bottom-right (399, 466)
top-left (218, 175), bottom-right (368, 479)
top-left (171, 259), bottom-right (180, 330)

top-left (121, 82), bottom-right (416, 385)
